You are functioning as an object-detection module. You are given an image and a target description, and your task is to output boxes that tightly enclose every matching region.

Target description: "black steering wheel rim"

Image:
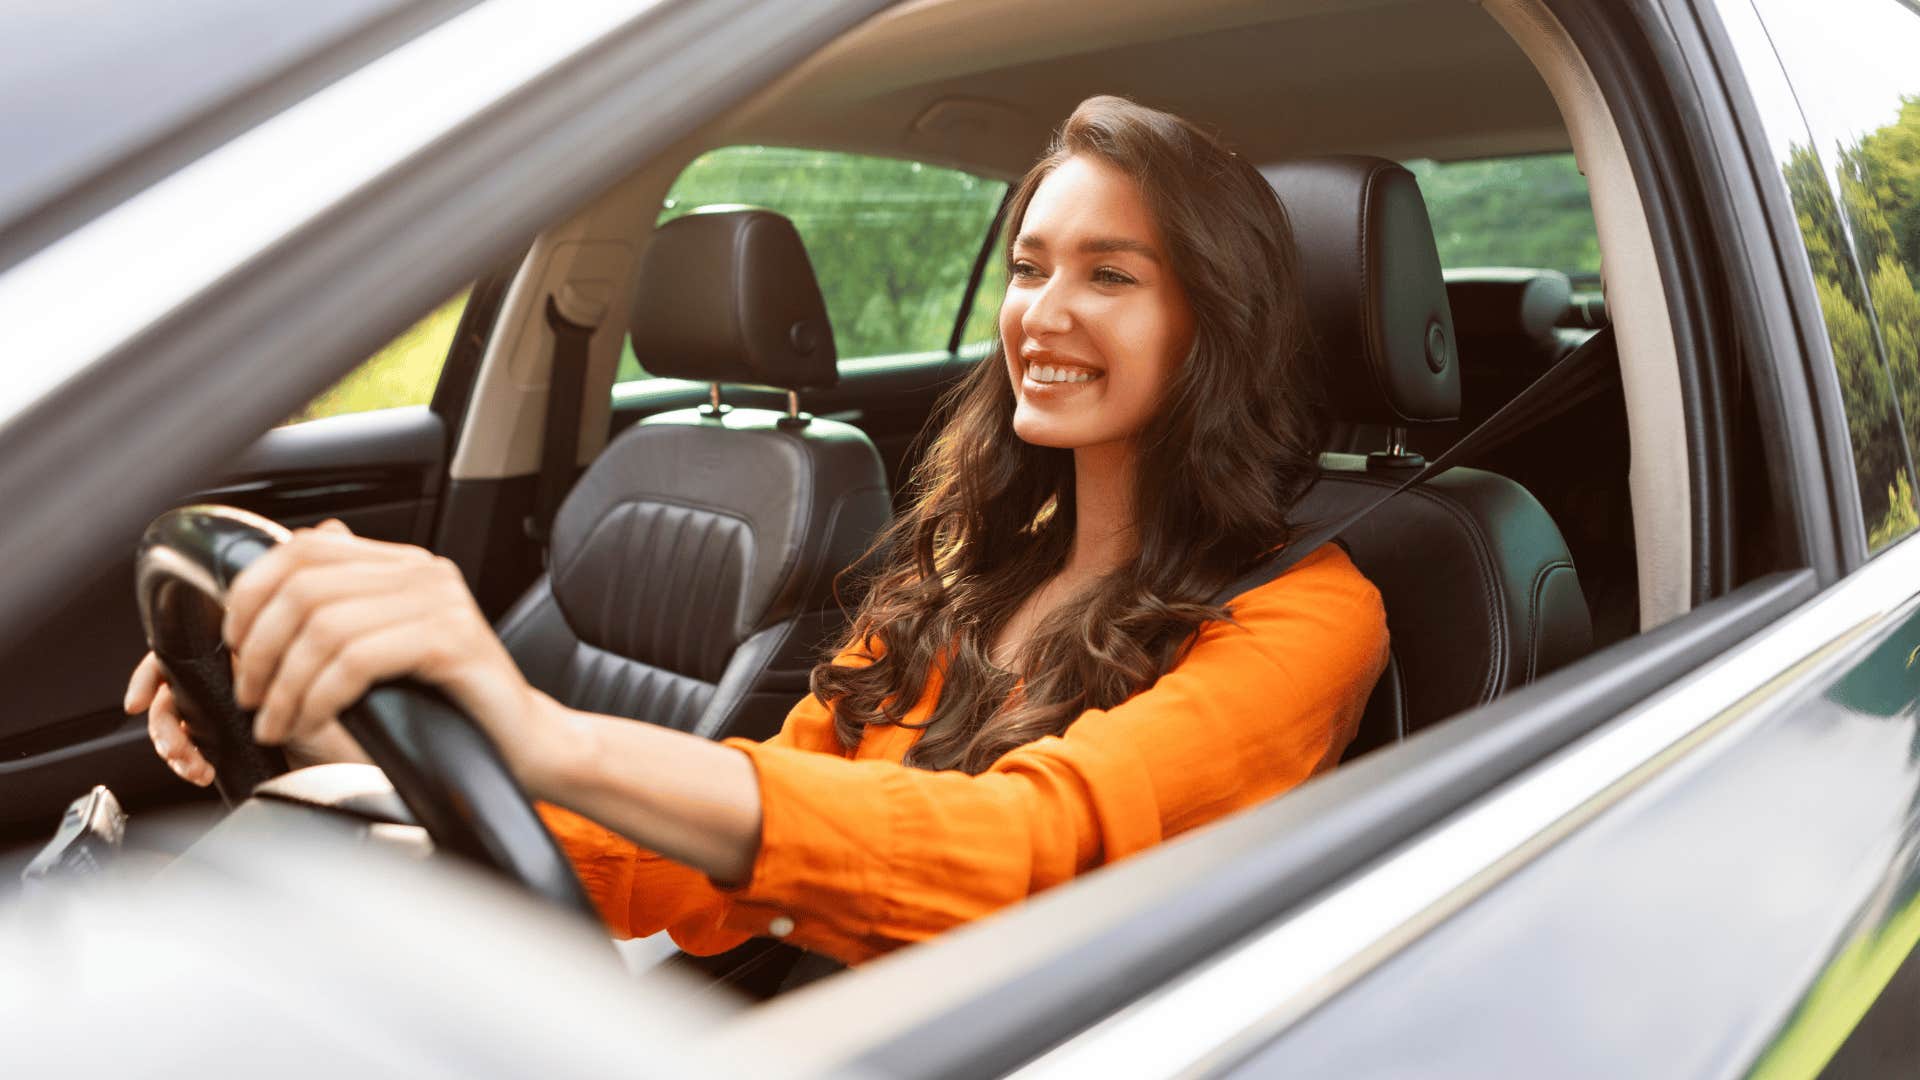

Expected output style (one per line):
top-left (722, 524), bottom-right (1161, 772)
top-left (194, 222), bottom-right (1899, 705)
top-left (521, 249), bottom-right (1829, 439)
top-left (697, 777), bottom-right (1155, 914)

top-left (135, 505), bottom-right (596, 919)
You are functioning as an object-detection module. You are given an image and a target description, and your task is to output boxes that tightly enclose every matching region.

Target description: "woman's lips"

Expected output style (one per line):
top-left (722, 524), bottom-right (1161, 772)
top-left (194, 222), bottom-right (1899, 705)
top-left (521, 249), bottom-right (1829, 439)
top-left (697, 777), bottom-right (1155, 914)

top-left (1020, 358), bottom-right (1104, 397)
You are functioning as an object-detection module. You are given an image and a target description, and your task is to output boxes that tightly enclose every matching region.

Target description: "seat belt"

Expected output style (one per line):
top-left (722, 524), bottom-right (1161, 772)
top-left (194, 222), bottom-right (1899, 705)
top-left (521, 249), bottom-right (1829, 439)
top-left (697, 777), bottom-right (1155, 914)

top-left (1212, 324), bottom-right (1616, 604)
top-left (525, 295), bottom-right (595, 563)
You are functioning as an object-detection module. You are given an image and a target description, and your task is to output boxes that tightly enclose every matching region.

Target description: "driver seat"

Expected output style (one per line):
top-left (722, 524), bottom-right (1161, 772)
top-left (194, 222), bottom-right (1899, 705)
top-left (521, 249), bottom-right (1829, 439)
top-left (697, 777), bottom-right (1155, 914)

top-left (493, 207), bottom-right (891, 744)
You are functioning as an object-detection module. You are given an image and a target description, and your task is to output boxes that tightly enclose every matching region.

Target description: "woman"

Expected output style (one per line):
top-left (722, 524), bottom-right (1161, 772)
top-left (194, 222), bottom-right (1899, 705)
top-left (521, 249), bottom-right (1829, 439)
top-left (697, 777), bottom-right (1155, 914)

top-left (127, 96), bottom-right (1389, 965)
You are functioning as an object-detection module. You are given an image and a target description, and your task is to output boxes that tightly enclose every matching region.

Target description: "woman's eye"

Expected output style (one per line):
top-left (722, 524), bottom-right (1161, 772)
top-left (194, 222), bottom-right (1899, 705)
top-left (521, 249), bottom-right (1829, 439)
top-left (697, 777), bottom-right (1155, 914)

top-left (1010, 260), bottom-right (1042, 279)
top-left (1095, 268), bottom-right (1136, 286)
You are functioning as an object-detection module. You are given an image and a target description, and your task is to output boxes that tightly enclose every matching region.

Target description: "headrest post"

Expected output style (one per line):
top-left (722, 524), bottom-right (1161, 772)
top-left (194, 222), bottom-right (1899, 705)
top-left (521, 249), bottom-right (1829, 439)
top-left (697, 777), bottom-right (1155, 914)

top-left (1367, 425), bottom-right (1425, 472)
top-left (776, 388), bottom-right (813, 430)
top-left (700, 382), bottom-right (731, 420)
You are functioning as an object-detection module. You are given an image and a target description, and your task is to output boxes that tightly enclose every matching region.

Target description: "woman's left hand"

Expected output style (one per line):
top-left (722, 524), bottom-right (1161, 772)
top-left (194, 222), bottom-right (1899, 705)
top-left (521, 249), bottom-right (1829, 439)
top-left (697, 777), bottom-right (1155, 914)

top-left (225, 519), bottom-right (557, 776)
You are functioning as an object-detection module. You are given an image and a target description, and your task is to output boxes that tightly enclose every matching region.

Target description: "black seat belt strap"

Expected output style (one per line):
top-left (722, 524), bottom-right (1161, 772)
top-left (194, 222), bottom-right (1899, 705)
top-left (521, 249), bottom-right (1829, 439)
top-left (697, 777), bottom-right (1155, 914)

top-left (525, 296), bottom-right (595, 560)
top-left (1212, 324), bottom-right (1616, 604)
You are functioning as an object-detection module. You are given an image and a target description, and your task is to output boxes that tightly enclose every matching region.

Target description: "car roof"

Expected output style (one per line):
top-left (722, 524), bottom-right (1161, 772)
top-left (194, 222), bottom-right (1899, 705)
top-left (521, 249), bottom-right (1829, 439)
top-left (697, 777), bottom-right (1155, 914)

top-left (701, 0), bottom-right (1566, 179)
top-left (0, 0), bottom-right (471, 271)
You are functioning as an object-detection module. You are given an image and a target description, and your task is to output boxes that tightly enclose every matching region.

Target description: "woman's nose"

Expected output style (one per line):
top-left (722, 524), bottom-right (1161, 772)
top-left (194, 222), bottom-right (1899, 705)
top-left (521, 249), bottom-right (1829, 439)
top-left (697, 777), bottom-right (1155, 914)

top-left (1020, 278), bottom-right (1074, 337)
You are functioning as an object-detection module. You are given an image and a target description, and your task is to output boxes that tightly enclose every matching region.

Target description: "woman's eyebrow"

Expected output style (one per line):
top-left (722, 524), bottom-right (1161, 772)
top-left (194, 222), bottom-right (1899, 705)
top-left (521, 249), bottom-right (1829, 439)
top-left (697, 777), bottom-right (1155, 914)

top-left (1014, 233), bottom-right (1162, 265)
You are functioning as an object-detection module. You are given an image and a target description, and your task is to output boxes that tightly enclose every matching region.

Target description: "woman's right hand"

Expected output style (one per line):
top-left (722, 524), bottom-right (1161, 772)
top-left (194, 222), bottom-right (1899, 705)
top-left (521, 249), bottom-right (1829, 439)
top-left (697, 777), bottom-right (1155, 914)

top-left (125, 649), bottom-right (367, 787)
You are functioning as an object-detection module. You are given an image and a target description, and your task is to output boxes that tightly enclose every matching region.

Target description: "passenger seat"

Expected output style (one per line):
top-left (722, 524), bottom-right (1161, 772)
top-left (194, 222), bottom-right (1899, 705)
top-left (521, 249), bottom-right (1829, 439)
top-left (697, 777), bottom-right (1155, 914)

top-left (1264, 157), bottom-right (1594, 758)
top-left (495, 208), bottom-right (891, 744)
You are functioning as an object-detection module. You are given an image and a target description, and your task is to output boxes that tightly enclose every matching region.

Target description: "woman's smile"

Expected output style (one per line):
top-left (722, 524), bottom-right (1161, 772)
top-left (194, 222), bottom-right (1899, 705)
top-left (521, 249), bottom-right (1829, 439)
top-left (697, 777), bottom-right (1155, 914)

top-left (1022, 355), bottom-right (1106, 396)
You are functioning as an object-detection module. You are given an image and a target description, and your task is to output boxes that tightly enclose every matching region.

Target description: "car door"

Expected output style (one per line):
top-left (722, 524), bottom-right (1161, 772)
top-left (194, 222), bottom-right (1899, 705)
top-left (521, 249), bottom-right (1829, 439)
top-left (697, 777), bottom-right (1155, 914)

top-left (0, 274), bottom-right (508, 840)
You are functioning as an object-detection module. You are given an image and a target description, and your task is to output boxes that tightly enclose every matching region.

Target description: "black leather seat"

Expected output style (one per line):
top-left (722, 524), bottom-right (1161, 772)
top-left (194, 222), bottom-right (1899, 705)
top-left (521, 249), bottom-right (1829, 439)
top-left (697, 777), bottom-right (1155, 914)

top-left (1266, 157), bottom-right (1593, 758)
top-left (495, 208), bottom-right (891, 743)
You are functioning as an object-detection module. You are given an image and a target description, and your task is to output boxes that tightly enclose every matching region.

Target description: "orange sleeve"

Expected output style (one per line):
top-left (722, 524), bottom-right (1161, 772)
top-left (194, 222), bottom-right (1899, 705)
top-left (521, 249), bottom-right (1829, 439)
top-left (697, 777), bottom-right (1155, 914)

top-left (535, 641), bottom-right (866, 953)
top-left (711, 543), bottom-right (1389, 964)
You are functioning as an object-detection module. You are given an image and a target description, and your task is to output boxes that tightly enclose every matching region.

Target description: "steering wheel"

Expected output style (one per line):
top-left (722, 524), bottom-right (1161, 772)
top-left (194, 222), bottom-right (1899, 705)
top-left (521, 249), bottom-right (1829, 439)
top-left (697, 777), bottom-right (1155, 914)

top-left (133, 504), bottom-right (595, 918)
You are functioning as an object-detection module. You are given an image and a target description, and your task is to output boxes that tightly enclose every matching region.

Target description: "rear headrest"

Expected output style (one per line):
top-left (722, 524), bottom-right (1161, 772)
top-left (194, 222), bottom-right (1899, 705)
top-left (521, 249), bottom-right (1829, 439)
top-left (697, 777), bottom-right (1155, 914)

top-left (1263, 156), bottom-right (1459, 425)
top-left (628, 207), bottom-right (838, 391)
top-left (1445, 268), bottom-right (1572, 344)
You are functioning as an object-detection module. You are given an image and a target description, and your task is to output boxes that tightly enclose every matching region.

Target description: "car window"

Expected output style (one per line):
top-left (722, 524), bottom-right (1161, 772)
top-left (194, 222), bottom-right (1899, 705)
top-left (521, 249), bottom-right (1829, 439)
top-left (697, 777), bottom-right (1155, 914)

top-left (1401, 152), bottom-right (1602, 284)
top-left (959, 252), bottom-right (1009, 357)
top-left (283, 290), bottom-right (468, 425)
top-left (616, 146), bottom-right (1009, 385)
top-left (1753, 0), bottom-right (1920, 551)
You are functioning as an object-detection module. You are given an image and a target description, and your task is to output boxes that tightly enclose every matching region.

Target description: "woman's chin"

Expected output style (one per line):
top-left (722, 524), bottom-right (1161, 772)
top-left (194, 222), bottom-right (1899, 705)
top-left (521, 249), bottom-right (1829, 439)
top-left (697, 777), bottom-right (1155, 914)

top-left (1010, 410), bottom-right (1085, 448)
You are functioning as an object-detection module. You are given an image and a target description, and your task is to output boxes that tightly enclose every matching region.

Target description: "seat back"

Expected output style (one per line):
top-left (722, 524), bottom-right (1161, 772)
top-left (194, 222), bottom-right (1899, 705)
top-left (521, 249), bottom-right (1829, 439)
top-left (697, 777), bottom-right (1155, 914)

top-left (1266, 157), bottom-right (1592, 756)
top-left (499, 208), bottom-right (890, 742)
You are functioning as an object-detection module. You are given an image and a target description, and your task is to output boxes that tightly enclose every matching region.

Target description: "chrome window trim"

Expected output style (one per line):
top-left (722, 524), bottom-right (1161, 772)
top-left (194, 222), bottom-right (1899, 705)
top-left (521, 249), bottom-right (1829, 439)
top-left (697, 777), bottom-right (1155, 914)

top-left (1017, 535), bottom-right (1920, 1078)
top-left (0, 0), bottom-right (666, 434)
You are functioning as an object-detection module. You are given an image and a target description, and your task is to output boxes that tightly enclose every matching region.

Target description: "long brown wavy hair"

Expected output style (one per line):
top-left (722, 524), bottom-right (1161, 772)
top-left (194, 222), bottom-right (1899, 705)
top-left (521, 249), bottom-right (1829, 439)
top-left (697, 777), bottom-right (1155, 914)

top-left (813, 95), bottom-right (1324, 774)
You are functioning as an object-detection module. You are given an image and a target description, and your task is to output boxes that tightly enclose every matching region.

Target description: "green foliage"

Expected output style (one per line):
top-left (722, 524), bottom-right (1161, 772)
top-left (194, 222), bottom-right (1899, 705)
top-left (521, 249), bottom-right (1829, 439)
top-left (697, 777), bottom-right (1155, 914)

top-left (1783, 94), bottom-right (1920, 550)
top-left (1871, 472), bottom-right (1920, 549)
top-left (1847, 96), bottom-right (1920, 286)
top-left (286, 292), bottom-right (468, 425)
top-left (1404, 153), bottom-right (1601, 278)
top-left (960, 255), bottom-right (1009, 350)
top-left (618, 146), bottom-right (1006, 381)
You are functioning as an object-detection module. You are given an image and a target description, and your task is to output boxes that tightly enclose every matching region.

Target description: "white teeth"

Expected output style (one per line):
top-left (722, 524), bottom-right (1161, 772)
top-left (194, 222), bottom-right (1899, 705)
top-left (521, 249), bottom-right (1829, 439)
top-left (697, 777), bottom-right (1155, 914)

top-left (1029, 364), bottom-right (1098, 384)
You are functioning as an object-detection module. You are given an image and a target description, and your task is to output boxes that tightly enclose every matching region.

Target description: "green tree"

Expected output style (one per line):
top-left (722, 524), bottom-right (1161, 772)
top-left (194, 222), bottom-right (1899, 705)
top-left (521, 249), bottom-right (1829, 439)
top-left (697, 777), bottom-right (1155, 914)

top-left (1783, 94), bottom-right (1920, 549)
top-left (1404, 153), bottom-right (1601, 277)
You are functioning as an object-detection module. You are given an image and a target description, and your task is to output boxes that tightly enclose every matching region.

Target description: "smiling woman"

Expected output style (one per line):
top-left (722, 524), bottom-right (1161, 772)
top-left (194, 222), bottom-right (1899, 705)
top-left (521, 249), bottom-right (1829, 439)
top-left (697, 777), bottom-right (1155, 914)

top-left (127, 93), bottom-right (1388, 969)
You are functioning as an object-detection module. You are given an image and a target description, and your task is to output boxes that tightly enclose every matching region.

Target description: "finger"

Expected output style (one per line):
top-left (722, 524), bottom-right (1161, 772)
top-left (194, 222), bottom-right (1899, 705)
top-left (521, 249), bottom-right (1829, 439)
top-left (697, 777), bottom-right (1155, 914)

top-left (260, 618), bottom-right (445, 746)
top-left (147, 685), bottom-right (214, 786)
top-left (252, 590), bottom-right (445, 743)
top-left (222, 529), bottom-right (431, 649)
top-left (125, 651), bottom-right (164, 714)
top-left (231, 560), bottom-right (432, 709)
top-left (317, 518), bottom-right (354, 535)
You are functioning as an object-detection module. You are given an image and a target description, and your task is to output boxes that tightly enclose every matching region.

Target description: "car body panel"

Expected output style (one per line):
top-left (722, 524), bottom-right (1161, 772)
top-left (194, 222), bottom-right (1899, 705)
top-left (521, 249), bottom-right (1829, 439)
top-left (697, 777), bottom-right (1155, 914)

top-left (1230, 557), bottom-right (1920, 1077)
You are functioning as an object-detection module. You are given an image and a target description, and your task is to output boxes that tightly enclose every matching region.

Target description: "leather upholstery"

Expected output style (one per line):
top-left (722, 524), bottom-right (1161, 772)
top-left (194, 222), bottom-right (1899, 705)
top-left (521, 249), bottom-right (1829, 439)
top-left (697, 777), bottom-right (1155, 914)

top-left (1268, 157), bottom-right (1592, 756)
top-left (628, 208), bottom-right (839, 391)
top-left (500, 409), bottom-right (890, 743)
top-left (1264, 156), bottom-right (1460, 425)
top-left (499, 210), bottom-right (890, 745)
top-left (1306, 458), bottom-right (1592, 757)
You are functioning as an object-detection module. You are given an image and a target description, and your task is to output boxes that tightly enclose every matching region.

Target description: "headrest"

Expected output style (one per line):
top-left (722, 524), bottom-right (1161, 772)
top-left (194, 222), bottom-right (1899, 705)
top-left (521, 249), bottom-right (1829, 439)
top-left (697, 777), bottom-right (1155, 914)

top-left (628, 207), bottom-right (838, 391)
top-left (1445, 268), bottom-right (1572, 344)
top-left (1263, 156), bottom-right (1459, 425)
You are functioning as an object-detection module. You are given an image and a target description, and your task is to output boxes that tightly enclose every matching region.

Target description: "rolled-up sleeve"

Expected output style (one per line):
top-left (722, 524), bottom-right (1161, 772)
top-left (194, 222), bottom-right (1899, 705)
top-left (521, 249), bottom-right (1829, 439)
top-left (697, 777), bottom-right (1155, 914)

top-left (535, 653), bottom-right (858, 954)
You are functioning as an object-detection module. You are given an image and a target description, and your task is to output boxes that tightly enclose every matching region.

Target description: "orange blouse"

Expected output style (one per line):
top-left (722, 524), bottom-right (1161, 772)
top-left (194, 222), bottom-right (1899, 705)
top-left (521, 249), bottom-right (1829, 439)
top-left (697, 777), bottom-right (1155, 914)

top-left (538, 542), bottom-right (1388, 966)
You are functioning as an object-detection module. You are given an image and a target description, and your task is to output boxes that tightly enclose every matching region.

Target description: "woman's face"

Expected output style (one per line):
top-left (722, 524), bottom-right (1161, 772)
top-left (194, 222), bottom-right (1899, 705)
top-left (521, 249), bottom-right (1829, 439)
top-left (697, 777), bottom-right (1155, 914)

top-left (1000, 154), bottom-right (1195, 453)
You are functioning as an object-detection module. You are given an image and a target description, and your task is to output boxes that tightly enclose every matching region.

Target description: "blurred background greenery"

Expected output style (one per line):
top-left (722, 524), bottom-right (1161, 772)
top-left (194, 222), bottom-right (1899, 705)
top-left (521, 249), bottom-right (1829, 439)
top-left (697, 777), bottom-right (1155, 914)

top-left (290, 148), bottom-right (1611, 424)
top-left (1781, 95), bottom-right (1920, 546)
top-left (283, 291), bottom-right (468, 424)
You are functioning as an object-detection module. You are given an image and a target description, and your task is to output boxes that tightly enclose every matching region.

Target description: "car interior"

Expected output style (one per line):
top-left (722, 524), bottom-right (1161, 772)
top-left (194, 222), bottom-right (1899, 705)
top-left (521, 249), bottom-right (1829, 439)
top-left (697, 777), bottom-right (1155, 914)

top-left (1, 0), bottom-right (1801, 1022)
